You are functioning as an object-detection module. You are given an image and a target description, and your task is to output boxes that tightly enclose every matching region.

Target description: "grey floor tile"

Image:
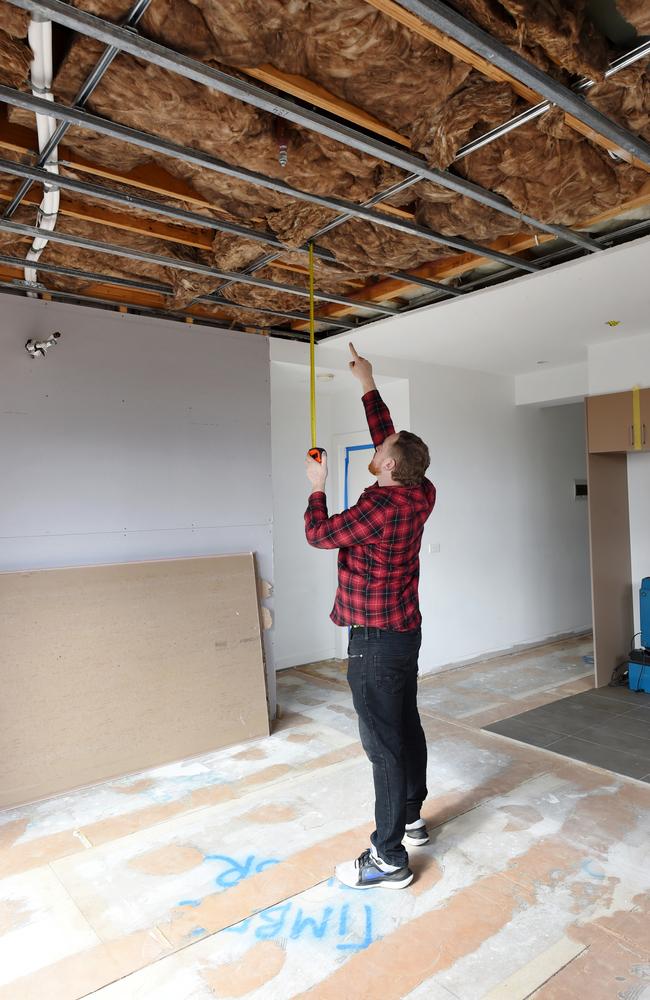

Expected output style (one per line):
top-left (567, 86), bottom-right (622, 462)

top-left (581, 714), bottom-right (650, 744)
top-left (618, 705), bottom-right (650, 722)
top-left (583, 687), bottom-right (646, 707)
top-left (621, 694), bottom-right (650, 711)
top-left (567, 722), bottom-right (650, 761)
top-left (556, 691), bottom-right (634, 713)
top-left (544, 736), bottom-right (650, 779)
top-left (582, 687), bottom-right (636, 712)
top-left (484, 717), bottom-right (563, 749)
top-left (512, 700), bottom-right (627, 736)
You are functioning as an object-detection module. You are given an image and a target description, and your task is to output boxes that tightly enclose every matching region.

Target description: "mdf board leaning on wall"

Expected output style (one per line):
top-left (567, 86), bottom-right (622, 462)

top-left (0, 553), bottom-right (270, 809)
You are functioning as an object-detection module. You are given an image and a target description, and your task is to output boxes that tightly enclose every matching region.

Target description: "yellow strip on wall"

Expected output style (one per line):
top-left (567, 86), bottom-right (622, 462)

top-left (632, 385), bottom-right (642, 450)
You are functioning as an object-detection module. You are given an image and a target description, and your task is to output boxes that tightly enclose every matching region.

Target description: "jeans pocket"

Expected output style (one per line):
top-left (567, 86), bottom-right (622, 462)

top-left (346, 649), bottom-right (365, 679)
top-left (374, 652), bottom-right (411, 695)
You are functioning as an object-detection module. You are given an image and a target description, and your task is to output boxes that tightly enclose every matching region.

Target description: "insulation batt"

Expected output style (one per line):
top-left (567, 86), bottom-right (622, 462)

top-left (448, 0), bottom-right (609, 78)
top-left (588, 65), bottom-right (650, 143)
top-left (221, 263), bottom-right (366, 315)
top-left (459, 120), bottom-right (646, 227)
top-left (0, 4), bottom-right (31, 87)
top-left (616, 0), bottom-right (650, 35)
top-left (0, 0), bottom-right (648, 320)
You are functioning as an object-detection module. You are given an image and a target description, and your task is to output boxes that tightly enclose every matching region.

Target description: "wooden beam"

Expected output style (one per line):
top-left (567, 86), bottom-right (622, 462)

top-left (363, 0), bottom-right (650, 174)
top-left (364, 0), bottom-right (538, 102)
top-left (292, 183), bottom-right (650, 329)
top-left (243, 64), bottom-right (410, 148)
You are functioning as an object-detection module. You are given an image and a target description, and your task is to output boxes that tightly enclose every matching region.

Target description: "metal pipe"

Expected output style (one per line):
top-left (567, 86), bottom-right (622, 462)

top-left (2, 0), bottom-right (599, 252)
top-left (0, 85), bottom-right (542, 272)
top-left (24, 17), bottom-right (60, 287)
top-left (395, 0), bottom-right (650, 168)
top-left (0, 218), bottom-right (401, 314)
top-left (3, 0), bottom-right (152, 219)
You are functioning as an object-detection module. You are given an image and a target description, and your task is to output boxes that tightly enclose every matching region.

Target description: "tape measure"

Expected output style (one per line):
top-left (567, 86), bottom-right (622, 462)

top-left (307, 242), bottom-right (325, 464)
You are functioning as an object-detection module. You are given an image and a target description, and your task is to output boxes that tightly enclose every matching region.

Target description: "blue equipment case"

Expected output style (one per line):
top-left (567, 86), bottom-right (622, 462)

top-left (641, 577), bottom-right (650, 650)
top-left (628, 578), bottom-right (650, 692)
top-left (628, 650), bottom-right (650, 693)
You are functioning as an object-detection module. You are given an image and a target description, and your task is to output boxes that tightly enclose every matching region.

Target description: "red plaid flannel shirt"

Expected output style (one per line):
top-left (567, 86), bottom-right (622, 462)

top-left (305, 389), bottom-right (436, 630)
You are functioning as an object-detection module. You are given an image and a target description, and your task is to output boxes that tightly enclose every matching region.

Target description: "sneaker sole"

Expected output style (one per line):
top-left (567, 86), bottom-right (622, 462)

top-left (403, 834), bottom-right (429, 847)
top-left (336, 872), bottom-right (414, 890)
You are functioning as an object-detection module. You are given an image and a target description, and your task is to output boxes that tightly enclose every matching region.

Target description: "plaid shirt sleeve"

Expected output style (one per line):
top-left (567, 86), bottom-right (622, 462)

top-left (305, 490), bottom-right (388, 549)
top-left (362, 389), bottom-right (395, 446)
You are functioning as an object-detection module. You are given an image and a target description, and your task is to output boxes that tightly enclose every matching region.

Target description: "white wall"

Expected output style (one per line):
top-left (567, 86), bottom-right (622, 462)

top-left (588, 332), bottom-right (650, 393)
top-left (409, 367), bottom-right (590, 672)
top-left (515, 328), bottom-right (650, 643)
top-left (270, 342), bottom-right (591, 675)
top-left (270, 362), bottom-right (336, 669)
top-left (515, 363), bottom-right (588, 407)
top-left (0, 296), bottom-right (276, 711)
top-left (270, 359), bottom-right (409, 669)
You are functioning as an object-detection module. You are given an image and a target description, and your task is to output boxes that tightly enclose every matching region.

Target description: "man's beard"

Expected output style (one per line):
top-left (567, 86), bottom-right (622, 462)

top-left (368, 458), bottom-right (380, 476)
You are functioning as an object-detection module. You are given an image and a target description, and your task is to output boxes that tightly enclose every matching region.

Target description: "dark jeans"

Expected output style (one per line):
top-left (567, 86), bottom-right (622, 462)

top-left (347, 625), bottom-right (428, 867)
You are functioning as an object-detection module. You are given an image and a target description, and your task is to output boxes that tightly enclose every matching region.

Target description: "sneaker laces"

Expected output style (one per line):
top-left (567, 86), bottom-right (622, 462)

top-left (355, 849), bottom-right (375, 870)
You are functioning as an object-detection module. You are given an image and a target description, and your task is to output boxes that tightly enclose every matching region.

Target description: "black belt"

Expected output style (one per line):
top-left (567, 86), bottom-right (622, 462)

top-left (349, 625), bottom-right (419, 639)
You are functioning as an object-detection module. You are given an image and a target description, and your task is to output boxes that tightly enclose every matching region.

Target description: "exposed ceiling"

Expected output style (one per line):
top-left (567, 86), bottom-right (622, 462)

top-left (0, 0), bottom-right (648, 339)
top-left (322, 233), bottom-right (650, 375)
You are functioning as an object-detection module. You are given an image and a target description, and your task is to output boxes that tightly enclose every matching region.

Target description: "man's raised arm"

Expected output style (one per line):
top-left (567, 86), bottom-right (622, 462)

top-left (348, 343), bottom-right (395, 446)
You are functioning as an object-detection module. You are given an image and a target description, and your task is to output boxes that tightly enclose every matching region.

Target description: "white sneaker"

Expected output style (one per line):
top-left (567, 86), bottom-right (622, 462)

top-left (335, 848), bottom-right (413, 890)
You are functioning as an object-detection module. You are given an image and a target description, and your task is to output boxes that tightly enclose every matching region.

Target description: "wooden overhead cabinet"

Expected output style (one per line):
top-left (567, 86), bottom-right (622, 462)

top-left (587, 388), bottom-right (650, 453)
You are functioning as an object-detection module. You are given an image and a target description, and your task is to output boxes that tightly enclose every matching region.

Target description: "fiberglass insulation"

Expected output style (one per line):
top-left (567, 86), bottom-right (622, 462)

top-left (0, 0), bottom-right (648, 324)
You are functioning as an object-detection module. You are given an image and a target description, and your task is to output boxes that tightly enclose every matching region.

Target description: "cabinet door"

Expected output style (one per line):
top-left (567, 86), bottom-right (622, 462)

top-left (640, 388), bottom-right (650, 452)
top-left (587, 391), bottom-right (633, 453)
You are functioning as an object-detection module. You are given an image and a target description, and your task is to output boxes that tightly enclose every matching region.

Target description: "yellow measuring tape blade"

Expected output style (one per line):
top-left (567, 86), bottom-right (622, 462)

top-left (632, 385), bottom-right (642, 451)
top-left (309, 242), bottom-right (317, 449)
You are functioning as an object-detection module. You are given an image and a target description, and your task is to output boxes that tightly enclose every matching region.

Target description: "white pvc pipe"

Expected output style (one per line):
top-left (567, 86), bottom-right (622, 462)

top-left (25, 18), bottom-right (60, 288)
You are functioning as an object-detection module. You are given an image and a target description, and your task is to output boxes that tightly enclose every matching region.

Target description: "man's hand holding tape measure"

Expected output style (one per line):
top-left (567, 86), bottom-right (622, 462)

top-left (306, 447), bottom-right (327, 493)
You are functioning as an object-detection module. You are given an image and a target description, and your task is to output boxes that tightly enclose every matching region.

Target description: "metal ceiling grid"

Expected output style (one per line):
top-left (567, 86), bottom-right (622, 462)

top-left (0, 0), bottom-right (647, 338)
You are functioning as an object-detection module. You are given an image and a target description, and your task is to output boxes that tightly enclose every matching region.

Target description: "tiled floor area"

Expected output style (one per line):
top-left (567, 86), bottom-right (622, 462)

top-left (1, 633), bottom-right (649, 998)
top-left (485, 686), bottom-right (650, 782)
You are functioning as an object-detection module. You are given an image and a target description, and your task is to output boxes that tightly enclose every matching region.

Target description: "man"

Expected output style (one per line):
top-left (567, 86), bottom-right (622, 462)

top-left (305, 343), bottom-right (436, 890)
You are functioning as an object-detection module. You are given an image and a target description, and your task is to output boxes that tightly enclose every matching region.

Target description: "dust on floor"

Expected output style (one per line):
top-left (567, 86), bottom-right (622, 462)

top-left (0, 634), bottom-right (648, 999)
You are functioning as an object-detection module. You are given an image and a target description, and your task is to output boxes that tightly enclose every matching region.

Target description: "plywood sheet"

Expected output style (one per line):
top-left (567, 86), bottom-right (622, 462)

top-left (0, 554), bottom-right (269, 809)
